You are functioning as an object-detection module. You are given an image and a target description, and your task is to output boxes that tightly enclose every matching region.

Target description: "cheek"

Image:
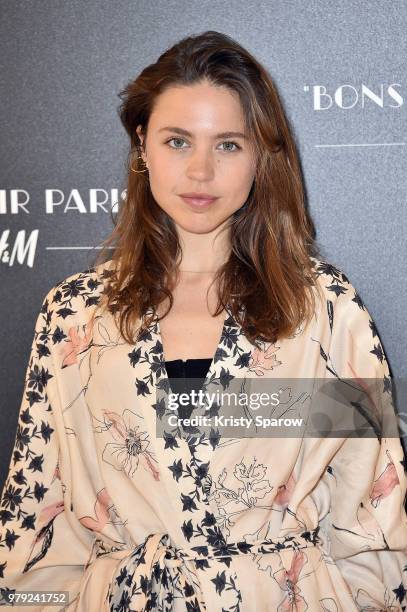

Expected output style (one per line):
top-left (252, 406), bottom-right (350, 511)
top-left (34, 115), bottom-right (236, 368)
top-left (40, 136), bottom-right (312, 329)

top-left (237, 171), bottom-right (255, 191)
top-left (239, 158), bottom-right (256, 182)
top-left (225, 166), bottom-right (255, 199)
top-left (148, 167), bottom-right (178, 205)
top-left (149, 161), bottom-right (174, 185)
top-left (223, 156), bottom-right (255, 182)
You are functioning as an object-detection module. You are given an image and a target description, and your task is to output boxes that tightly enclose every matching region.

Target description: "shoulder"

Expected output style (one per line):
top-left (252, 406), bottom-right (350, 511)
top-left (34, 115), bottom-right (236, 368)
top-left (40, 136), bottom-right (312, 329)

top-left (41, 259), bottom-right (117, 327)
top-left (309, 255), bottom-right (371, 319)
top-left (309, 256), bottom-right (389, 372)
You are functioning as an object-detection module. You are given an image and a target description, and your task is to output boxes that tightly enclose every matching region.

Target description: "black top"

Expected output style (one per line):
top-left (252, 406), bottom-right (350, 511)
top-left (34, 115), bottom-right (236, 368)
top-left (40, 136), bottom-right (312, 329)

top-left (165, 358), bottom-right (212, 422)
top-left (165, 358), bottom-right (212, 382)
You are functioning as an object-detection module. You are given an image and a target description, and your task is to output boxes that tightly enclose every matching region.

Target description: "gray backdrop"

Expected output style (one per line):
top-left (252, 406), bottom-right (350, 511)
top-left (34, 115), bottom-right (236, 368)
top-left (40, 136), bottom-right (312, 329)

top-left (1, 0), bottom-right (406, 491)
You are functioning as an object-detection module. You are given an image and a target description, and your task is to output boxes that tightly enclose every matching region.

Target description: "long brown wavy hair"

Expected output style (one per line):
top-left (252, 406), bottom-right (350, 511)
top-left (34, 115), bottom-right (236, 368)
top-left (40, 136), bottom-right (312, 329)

top-left (91, 30), bottom-right (324, 348)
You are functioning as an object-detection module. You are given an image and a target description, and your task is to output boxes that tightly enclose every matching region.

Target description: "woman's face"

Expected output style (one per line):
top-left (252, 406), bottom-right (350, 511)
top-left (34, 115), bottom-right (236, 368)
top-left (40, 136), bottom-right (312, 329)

top-left (136, 80), bottom-right (257, 235)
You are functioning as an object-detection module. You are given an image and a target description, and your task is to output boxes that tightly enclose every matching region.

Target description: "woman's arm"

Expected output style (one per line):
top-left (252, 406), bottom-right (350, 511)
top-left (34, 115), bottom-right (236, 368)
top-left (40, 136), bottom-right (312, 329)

top-left (319, 272), bottom-right (407, 610)
top-left (0, 287), bottom-right (95, 610)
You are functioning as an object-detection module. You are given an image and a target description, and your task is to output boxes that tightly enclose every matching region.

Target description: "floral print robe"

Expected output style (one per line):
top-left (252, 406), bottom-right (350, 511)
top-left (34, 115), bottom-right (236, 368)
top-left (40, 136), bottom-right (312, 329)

top-left (0, 257), bottom-right (406, 611)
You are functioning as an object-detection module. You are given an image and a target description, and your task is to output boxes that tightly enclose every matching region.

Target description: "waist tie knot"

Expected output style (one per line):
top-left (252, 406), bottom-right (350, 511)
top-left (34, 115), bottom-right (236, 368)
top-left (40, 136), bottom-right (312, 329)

top-left (103, 532), bottom-right (205, 611)
top-left (95, 526), bottom-right (321, 611)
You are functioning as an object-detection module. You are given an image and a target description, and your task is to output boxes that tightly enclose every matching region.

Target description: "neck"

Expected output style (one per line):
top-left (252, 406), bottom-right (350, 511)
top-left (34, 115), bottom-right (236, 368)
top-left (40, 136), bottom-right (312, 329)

top-left (176, 220), bottom-right (232, 274)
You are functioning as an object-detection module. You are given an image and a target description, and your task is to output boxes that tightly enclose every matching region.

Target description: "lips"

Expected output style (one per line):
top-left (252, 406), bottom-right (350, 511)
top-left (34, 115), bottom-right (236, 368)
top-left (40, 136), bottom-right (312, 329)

top-left (179, 194), bottom-right (218, 208)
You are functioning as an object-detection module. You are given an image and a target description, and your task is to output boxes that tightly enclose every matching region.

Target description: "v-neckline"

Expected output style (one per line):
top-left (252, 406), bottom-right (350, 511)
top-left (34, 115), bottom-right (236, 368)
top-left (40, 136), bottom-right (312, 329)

top-left (142, 302), bottom-right (248, 472)
top-left (154, 304), bottom-right (231, 395)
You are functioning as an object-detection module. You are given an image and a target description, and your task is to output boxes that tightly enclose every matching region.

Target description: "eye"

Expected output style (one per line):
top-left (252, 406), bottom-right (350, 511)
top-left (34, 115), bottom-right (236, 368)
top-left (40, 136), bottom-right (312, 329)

top-left (219, 141), bottom-right (241, 152)
top-left (165, 137), bottom-right (242, 152)
top-left (166, 137), bottom-right (188, 149)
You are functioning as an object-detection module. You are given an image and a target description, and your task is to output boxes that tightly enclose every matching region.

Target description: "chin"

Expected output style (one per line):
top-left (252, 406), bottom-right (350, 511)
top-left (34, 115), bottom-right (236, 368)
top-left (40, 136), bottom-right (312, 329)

top-left (175, 215), bottom-right (230, 234)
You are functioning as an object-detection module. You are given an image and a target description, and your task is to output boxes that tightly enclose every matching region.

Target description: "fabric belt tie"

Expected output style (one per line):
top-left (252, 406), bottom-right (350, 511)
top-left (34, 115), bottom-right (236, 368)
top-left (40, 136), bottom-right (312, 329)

top-left (92, 526), bottom-right (321, 611)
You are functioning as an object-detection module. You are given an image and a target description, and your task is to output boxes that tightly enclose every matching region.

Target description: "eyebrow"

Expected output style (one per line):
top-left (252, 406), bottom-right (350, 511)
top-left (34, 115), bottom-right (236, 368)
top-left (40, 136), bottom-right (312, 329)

top-left (158, 126), bottom-right (247, 139)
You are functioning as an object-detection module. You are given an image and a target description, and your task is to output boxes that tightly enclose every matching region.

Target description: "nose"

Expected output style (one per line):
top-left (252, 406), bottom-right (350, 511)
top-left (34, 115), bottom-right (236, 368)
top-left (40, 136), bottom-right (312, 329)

top-left (185, 147), bottom-right (216, 181)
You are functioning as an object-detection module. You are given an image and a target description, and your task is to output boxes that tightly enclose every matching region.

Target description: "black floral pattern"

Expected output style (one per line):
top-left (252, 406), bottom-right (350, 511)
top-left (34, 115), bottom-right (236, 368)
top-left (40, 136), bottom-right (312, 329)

top-left (0, 258), bottom-right (406, 611)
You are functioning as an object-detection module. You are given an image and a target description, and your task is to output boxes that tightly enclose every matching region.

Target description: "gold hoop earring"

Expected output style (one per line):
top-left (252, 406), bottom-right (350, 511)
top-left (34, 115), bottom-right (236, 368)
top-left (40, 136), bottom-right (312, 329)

top-left (131, 152), bottom-right (149, 174)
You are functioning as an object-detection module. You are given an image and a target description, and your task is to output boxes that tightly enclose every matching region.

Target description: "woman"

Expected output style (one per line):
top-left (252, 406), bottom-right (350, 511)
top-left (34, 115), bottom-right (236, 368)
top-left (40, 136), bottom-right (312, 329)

top-left (1, 30), bottom-right (406, 611)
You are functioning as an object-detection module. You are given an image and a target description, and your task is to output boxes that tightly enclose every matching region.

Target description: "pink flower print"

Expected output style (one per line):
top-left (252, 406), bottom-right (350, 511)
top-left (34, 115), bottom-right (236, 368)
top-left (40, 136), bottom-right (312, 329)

top-left (347, 361), bottom-right (381, 425)
top-left (273, 549), bottom-right (308, 612)
top-left (50, 462), bottom-right (61, 484)
top-left (274, 471), bottom-right (296, 510)
top-left (248, 342), bottom-right (282, 376)
top-left (79, 488), bottom-right (114, 532)
top-left (38, 500), bottom-right (65, 527)
top-left (370, 449), bottom-right (400, 508)
top-left (59, 320), bottom-right (94, 368)
top-left (102, 409), bottom-right (160, 481)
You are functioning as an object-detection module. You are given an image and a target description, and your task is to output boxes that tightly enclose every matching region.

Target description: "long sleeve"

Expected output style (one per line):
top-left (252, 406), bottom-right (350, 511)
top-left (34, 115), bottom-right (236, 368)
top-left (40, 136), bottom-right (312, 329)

top-left (318, 275), bottom-right (407, 610)
top-left (0, 288), bottom-right (95, 610)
